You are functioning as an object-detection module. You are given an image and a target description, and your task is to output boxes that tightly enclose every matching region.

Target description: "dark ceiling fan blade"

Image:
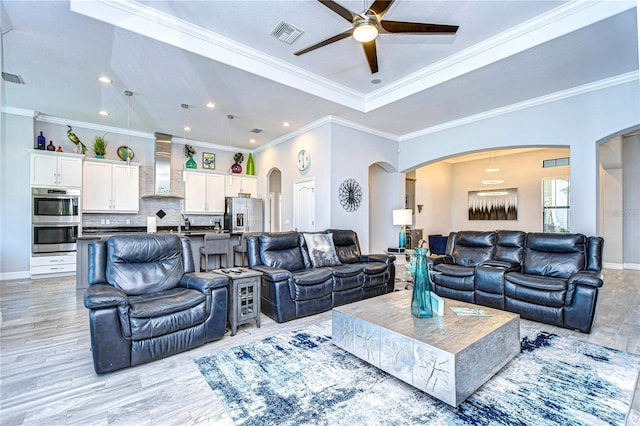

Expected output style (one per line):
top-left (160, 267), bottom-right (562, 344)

top-left (294, 30), bottom-right (353, 56)
top-left (362, 40), bottom-right (378, 74)
top-left (367, 0), bottom-right (395, 17)
top-left (380, 21), bottom-right (459, 34)
top-left (318, 0), bottom-right (359, 22)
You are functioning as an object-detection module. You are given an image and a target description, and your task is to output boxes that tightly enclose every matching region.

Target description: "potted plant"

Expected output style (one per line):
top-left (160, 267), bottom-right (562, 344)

top-left (232, 152), bottom-right (244, 174)
top-left (184, 144), bottom-right (197, 169)
top-left (93, 135), bottom-right (108, 158)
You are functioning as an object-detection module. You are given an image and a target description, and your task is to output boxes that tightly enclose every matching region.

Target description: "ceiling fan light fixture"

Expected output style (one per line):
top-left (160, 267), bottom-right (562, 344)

top-left (353, 18), bottom-right (378, 43)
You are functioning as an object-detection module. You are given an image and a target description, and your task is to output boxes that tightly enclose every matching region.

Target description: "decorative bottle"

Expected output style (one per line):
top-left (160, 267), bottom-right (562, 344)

top-left (37, 132), bottom-right (46, 150)
top-left (46, 141), bottom-right (56, 151)
top-left (246, 153), bottom-right (255, 175)
top-left (411, 247), bottom-right (433, 318)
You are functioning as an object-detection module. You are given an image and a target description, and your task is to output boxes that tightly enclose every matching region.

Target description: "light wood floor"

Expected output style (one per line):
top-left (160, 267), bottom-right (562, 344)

top-left (1, 269), bottom-right (639, 425)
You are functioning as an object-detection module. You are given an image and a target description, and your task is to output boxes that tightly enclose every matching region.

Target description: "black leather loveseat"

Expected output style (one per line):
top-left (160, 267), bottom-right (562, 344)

top-left (246, 230), bottom-right (395, 323)
top-left (84, 234), bottom-right (229, 373)
top-left (428, 231), bottom-right (604, 333)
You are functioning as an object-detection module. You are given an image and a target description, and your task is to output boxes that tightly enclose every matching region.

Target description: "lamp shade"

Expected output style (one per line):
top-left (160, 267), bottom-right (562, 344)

top-left (392, 209), bottom-right (412, 226)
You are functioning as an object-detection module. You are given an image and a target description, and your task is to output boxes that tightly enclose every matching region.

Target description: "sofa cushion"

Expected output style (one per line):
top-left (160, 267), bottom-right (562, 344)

top-left (290, 269), bottom-right (334, 301)
top-left (107, 234), bottom-right (184, 296)
top-left (259, 232), bottom-right (306, 271)
top-left (128, 288), bottom-right (207, 339)
top-left (504, 272), bottom-right (567, 308)
top-left (327, 229), bottom-right (361, 264)
top-left (303, 233), bottom-right (341, 268)
top-left (433, 263), bottom-right (475, 277)
top-left (494, 230), bottom-right (526, 265)
top-left (452, 231), bottom-right (496, 266)
top-left (523, 233), bottom-right (586, 278)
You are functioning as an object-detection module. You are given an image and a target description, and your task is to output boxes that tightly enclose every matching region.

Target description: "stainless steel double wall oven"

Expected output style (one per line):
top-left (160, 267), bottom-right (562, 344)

top-left (32, 188), bottom-right (80, 254)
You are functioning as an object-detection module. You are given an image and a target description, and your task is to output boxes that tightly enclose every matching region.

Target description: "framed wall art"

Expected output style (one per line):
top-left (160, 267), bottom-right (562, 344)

top-left (203, 152), bottom-right (215, 169)
top-left (468, 188), bottom-right (518, 220)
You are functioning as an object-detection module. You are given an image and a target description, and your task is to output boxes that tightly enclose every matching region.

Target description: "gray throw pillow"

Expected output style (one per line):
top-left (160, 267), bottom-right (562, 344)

top-left (303, 233), bottom-right (341, 268)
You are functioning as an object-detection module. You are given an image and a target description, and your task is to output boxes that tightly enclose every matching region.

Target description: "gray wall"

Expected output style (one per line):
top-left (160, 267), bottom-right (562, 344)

top-left (622, 134), bottom-right (640, 266)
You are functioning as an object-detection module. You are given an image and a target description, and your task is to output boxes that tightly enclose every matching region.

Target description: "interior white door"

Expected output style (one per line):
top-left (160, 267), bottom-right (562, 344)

top-left (294, 178), bottom-right (315, 232)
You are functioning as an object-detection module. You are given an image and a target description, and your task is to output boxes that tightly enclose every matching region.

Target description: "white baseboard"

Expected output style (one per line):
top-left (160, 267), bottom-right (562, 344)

top-left (0, 270), bottom-right (31, 281)
top-left (623, 263), bottom-right (640, 271)
top-left (603, 262), bottom-right (624, 270)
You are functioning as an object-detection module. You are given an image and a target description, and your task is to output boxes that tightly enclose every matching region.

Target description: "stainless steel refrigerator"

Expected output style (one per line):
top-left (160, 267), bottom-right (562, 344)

top-left (224, 197), bottom-right (264, 234)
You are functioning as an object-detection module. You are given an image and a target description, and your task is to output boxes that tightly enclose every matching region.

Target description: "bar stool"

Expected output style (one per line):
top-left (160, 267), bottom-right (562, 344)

top-left (232, 232), bottom-right (260, 267)
top-left (199, 233), bottom-right (230, 272)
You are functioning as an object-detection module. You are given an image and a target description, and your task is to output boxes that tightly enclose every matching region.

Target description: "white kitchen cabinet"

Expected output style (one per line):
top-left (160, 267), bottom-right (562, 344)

top-left (31, 152), bottom-right (83, 188)
top-left (30, 252), bottom-right (76, 277)
top-left (184, 171), bottom-right (225, 214)
top-left (83, 160), bottom-right (140, 213)
top-left (225, 175), bottom-right (258, 198)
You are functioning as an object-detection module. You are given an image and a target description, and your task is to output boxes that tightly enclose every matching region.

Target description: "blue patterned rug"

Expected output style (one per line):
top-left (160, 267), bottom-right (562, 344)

top-left (194, 322), bottom-right (640, 425)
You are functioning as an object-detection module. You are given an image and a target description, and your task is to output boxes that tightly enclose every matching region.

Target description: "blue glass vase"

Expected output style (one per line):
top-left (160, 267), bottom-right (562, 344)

top-left (411, 247), bottom-right (433, 318)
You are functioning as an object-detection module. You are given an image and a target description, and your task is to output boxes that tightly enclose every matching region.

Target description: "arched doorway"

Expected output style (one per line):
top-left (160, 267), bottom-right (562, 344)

top-left (266, 168), bottom-right (282, 232)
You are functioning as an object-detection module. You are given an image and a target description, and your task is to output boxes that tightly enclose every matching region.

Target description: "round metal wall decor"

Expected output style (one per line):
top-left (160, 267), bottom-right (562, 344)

top-left (338, 178), bottom-right (362, 212)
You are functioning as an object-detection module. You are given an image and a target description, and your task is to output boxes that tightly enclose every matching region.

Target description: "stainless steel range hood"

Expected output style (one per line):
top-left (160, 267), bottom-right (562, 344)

top-left (141, 132), bottom-right (183, 199)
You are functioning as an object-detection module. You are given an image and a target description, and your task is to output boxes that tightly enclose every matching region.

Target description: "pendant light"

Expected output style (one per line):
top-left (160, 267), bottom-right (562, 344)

top-left (124, 90), bottom-right (133, 176)
top-left (227, 114), bottom-right (234, 186)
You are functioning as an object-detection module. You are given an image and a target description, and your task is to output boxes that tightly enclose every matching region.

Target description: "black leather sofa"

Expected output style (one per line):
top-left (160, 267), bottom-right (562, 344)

top-left (84, 234), bottom-right (229, 374)
top-left (428, 231), bottom-right (604, 333)
top-left (246, 230), bottom-right (395, 323)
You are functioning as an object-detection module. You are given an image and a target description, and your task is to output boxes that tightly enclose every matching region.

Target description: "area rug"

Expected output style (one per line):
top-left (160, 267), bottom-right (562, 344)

top-left (193, 322), bottom-right (640, 425)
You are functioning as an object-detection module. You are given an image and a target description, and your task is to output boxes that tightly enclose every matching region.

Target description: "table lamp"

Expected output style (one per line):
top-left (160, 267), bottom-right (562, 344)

top-left (392, 209), bottom-right (413, 249)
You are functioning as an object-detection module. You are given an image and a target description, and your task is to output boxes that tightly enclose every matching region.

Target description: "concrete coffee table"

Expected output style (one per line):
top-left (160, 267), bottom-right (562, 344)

top-left (332, 291), bottom-right (520, 406)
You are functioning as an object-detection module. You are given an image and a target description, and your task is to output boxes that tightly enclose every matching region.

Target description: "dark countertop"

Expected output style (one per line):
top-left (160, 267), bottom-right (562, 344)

top-left (79, 226), bottom-right (229, 239)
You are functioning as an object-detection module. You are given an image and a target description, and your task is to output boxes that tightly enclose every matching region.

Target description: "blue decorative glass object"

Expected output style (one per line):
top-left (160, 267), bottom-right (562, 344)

top-left (37, 132), bottom-right (46, 150)
top-left (186, 155), bottom-right (197, 169)
top-left (411, 247), bottom-right (433, 318)
top-left (399, 225), bottom-right (407, 248)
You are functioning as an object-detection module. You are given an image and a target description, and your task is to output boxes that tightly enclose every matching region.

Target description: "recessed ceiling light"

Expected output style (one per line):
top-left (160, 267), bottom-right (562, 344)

top-left (250, 139), bottom-right (256, 144)
top-left (98, 110), bottom-right (109, 116)
top-left (481, 179), bottom-right (505, 185)
top-left (184, 126), bottom-right (191, 132)
top-left (283, 122), bottom-right (290, 127)
top-left (98, 76), bottom-right (112, 84)
top-left (484, 168), bottom-right (500, 173)
top-left (206, 102), bottom-right (215, 109)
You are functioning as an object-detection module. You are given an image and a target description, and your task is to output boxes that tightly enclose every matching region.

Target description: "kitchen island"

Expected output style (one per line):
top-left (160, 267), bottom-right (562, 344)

top-left (76, 227), bottom-right (236, 290)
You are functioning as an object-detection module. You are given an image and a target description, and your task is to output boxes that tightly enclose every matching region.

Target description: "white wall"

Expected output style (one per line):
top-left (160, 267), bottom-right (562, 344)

top-left (414, 161), bottom-right (453, 237)
top-left (400, 80), bottom-right (640, 236)
top-left (0, 112), bottom-right (34, 279)
top-left (330, 124), bottom-right (399, 252)
top-left (622, 134), bottom-right (640, 267)
top-left (256, 123), bottom-right (332, 232)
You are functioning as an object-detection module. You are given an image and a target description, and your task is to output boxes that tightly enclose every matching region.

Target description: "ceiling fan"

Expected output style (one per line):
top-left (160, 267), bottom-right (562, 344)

top-left (294, 0), bottom-right (459, 74)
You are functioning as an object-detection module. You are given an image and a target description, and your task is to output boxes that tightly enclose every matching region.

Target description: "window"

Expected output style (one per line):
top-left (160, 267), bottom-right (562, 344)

top-left (542, 178), bottom-right (569, 233)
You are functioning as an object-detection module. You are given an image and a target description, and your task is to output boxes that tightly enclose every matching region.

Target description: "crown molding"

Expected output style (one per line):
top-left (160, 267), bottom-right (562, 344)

top-left (400, 71), bottom-right (639, 141)
top-left (1, 106), bottom-right (37, 117)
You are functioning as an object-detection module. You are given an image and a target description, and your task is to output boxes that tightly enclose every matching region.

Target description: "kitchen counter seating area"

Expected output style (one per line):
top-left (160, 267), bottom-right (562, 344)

top-left (428, 230), bottom-right (604, 333)
top-left (246, 229), bottom-right (395, 323)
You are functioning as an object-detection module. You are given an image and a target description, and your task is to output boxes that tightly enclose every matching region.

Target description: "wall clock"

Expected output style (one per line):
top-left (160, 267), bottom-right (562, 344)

top-left (297, 149), bottom-right (310, 171)
top-left (338, 178), bottom-right (362, 212)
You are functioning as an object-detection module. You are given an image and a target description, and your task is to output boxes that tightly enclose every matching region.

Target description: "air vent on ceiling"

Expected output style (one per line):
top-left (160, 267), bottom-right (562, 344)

top-left (270, 21), bottom-right (303, 44)
top-left (249, 128), bottom-right (263, 134)
top-left (2, 72), bottom-right (25, 85)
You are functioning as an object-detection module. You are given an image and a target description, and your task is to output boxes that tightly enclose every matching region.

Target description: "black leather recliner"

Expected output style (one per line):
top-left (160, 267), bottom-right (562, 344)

top-left (247, 230), bottom-right (395, 323)
top-left (429, 230), bottom-right (604, 333)
top-left (84, 234), bottom-right (229, 374)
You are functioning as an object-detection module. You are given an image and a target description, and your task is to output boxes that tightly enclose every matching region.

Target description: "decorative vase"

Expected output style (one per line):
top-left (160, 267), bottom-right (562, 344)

top-left (411, 247), bottom-right (433, 318)
top-left (37, 132), bottom-right (46, 150)
top-left (231, 163), bottom-right (242, 174)
top-left (186, 155), bottom-right (197, 169)
top-left (246, 153), bottom-right (255, 175)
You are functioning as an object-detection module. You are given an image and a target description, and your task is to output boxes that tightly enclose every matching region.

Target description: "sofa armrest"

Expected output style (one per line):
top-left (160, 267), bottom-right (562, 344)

top-left (568, 271), bottom-right (603, 288)
top-left (427, 255), bottom-right (452, 269)
top-left (250, 265), bottom-right (292, 282)
top-left (361, 253), bottom-right (394, 264)
top-left (180, 272), bottom-right (229, 292)
top-left (483, 259), bottom-right (520, 269)
top-left (84, 284), bottom-right (128, 309)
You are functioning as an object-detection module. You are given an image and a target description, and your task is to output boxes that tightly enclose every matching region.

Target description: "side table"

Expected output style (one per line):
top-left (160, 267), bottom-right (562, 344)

top-left (215, 268), bottom-right (262, 336)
